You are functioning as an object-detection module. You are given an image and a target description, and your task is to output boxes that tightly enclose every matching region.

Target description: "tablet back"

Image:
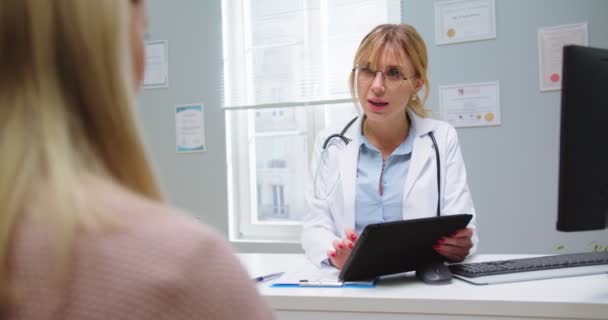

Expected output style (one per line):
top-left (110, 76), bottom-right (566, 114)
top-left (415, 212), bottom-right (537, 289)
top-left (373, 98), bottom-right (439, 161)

top-left (338, 214), bottom-right (473, 281)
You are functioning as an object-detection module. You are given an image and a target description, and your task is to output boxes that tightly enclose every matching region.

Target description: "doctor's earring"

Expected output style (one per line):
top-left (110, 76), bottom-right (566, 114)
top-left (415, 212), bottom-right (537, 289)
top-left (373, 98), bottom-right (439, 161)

top-left (411, 95), bottom-right (417, 101)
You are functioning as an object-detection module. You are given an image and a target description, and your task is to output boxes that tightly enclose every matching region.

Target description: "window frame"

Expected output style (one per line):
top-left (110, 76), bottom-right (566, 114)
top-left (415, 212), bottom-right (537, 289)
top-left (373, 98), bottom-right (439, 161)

top-left (222, 0), bottom-right (401, 243)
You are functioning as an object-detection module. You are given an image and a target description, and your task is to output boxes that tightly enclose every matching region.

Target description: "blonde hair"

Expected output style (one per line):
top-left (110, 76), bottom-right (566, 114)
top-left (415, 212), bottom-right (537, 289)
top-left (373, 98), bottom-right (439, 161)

top-left (349, 24), bottom-right (430, 117)
top-left (0, 0), bottom-right (161, 303)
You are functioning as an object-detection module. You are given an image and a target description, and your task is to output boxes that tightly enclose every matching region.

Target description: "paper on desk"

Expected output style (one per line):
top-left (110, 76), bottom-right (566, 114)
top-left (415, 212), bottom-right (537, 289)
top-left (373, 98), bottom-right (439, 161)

top-left (272, 265), bottom-right (375, 287)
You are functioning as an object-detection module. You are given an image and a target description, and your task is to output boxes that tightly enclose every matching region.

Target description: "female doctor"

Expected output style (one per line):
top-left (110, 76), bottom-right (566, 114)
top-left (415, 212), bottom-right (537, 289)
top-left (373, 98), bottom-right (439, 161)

top-left (301, 24), bottom-right (478, 269)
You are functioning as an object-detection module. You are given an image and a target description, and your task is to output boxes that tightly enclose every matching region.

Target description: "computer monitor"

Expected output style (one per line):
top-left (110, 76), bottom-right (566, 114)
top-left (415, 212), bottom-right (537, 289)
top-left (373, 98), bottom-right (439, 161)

top-left (557, 45), bottom-right (608, 231)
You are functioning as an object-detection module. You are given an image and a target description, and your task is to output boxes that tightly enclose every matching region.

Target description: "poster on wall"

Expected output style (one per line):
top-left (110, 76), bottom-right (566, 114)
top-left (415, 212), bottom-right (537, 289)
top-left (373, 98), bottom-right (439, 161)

top-left (439, 81), bottom-right (501, 128)
top-left (538, 23), bottom-right (588, 91)
top-left (143, 40), bottom-right (169, 89)
top-left (434, 0), bottom-right (496, 45)
top-left (175, 103), bottom-right (206, 153)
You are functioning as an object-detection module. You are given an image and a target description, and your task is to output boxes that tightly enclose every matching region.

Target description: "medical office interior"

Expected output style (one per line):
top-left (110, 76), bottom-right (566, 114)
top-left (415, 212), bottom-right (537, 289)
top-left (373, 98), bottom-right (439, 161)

top-left (134, 0), bottom-right (608, 317)
top-left (139, 0), bottom-right (608, 256)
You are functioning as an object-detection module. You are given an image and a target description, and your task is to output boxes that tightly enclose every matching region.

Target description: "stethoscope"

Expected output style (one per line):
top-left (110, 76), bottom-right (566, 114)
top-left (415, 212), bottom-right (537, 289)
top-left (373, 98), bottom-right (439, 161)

top-left (317, 116), bottom-right (441, 217)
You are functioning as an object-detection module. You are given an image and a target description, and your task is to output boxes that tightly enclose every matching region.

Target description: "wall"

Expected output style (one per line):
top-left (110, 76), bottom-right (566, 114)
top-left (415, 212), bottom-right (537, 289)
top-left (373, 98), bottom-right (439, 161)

top-left (138, 1), bottom-right (228, 233)
top-left (404, 0), bottom-right (608, 253)
top-left (138, 0), bottom-right (608, 254)
top-left (139, 0), bottom-right (297, 252)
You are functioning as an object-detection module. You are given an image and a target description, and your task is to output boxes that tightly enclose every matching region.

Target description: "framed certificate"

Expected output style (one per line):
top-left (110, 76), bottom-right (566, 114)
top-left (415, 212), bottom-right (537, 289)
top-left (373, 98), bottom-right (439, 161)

top-left (439, 81), bottom-right (501, 128)
top-left (538, 23), bottom-right (588, 91)
top-left (143, 40), bottom-right (169, 89)
top-left (175, 103), bottom-right (206, 153)
top-left (434, 0), bottom-right (496, 45)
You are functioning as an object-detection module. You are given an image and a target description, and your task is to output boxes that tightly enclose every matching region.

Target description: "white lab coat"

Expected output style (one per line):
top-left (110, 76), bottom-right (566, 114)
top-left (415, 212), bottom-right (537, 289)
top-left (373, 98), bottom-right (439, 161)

top-left (301, 110), bottom-right (478, 267)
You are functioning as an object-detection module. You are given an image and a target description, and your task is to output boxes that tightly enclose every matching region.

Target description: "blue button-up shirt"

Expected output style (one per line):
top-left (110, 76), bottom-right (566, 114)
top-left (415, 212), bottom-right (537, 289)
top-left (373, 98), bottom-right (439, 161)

top-left (354, 125), bottom-right (415, 235)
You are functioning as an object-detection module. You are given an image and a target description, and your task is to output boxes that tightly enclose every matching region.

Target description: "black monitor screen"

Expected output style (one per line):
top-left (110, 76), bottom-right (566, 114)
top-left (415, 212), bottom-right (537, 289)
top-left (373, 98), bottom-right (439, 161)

top-left (557, 45), bottom-right (608, 231)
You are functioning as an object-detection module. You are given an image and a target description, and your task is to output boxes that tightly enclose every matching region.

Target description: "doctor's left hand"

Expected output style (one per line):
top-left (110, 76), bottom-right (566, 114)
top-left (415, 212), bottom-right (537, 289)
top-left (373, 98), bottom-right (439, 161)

top-left (433, 227), bottom-right (473, 262)
top-left (327, 228), bottom-right (358, 269)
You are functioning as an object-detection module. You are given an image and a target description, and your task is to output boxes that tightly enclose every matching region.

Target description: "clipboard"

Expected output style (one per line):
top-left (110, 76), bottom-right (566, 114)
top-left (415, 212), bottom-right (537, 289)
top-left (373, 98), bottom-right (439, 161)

top-left (269, 265), bottom-right (376, 288)
top-left (271, 280), bottom-right (375, 288)
top-left (339, 214), bottom-right (473, 281)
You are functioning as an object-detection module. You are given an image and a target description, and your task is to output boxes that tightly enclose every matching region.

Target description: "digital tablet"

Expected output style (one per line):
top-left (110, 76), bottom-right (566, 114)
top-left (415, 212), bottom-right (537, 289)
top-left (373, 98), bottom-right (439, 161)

top-left (338, 214), bottom-right (473, 281)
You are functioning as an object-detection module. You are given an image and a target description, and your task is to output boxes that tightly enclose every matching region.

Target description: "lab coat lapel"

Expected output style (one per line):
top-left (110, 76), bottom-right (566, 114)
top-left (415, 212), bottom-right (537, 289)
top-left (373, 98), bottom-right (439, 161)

top-left (402, 112), bottom-right (435, 209)
top-left (403, 135), bottom-right (432, 204)
top-left (338, 121), bottom-right (360, 232)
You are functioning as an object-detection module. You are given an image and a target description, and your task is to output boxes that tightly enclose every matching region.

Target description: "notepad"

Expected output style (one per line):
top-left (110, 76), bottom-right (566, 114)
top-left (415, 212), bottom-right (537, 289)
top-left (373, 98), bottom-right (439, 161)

top-left (271, 265), bottom-right (375, 288)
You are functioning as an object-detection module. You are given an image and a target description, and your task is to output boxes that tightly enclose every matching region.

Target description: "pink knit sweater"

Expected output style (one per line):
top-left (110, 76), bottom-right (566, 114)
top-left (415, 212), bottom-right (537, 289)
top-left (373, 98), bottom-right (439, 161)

top-left (7, 180), bottom-right (274, 319)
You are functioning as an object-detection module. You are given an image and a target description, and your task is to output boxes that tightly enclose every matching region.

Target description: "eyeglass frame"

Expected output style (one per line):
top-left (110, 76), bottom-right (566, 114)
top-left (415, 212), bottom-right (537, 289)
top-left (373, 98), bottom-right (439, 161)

top-left (352, 64), bottom-right (417, 89)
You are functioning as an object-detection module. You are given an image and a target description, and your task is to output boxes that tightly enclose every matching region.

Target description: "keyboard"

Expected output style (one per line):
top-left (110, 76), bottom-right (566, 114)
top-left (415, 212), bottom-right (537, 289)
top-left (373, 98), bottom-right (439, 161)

top-left (449, 252), bottom-right (608, 284)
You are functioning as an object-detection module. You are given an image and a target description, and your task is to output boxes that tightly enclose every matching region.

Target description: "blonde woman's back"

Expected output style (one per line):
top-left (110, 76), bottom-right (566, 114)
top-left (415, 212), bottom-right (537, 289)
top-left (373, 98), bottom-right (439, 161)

top-left (8, 178), bottom-right (273, 320)
top-left (2, 1), bottom-right (272, 318)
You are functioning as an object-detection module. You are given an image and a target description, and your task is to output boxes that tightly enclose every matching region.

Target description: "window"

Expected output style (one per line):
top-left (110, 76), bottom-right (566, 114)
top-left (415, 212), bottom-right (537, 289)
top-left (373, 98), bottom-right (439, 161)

top-left (222, 0), bottom-right (401, 242)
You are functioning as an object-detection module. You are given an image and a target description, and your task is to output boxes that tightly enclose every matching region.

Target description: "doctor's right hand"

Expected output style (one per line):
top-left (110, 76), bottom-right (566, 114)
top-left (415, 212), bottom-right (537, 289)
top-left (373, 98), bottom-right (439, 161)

top-left (327, 228), bottom-right (358, 269)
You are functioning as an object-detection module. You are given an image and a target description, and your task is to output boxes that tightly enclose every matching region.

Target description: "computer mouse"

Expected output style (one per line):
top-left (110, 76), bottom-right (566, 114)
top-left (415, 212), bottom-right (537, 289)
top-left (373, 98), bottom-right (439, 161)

top-left (416, 262), bottom-right (453, 284)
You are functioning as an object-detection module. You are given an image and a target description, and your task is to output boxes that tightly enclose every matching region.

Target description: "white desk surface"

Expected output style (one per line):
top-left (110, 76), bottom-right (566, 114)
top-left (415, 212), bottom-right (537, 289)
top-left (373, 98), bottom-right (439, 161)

top-left (239, 253), bottom-right (608, 320)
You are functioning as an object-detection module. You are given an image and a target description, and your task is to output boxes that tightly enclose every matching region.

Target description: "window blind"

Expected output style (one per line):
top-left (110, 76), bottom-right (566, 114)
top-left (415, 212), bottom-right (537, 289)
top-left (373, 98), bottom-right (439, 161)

top-left (222, 0), bottom-right (402, 110)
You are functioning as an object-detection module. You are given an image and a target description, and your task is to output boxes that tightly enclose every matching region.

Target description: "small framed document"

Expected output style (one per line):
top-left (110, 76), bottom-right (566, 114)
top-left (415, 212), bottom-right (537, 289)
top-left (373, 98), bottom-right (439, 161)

top-left (175, 103), bottom-right (206, 153)
top-left (143, 40), bottom-right (169, 89)
top-left (434, 0), bottom-right (496, 45)
top-left (439, 81), bottom-right (501, 128)
top-left (538, 23), bottom-right (588, 91)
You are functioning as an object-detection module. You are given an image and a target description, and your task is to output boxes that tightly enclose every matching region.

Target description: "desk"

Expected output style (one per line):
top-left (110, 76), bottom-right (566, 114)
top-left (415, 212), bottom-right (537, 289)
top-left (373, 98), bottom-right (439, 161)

top-left (239, 253), bottom-right (608, 320)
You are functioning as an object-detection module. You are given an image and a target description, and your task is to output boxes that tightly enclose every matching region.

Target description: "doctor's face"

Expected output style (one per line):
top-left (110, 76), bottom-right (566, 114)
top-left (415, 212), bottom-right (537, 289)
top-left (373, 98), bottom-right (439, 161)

top-left (356, 46), bottom-right (422, 125)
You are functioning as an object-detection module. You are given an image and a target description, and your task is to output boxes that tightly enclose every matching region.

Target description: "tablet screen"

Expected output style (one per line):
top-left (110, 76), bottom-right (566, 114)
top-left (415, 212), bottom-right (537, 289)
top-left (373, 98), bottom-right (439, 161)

top-left (338, 214), bottom-right (473, 281)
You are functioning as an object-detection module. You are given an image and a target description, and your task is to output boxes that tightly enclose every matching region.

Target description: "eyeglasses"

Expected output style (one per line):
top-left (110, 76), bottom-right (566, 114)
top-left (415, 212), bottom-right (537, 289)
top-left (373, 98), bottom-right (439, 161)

top-left (353, 64), bottom-right (416, 89)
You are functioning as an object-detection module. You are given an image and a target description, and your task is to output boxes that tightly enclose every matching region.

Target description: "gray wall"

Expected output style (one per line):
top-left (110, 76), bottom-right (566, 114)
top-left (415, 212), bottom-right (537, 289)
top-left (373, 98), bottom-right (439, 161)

top-left (138, 0), bottom-right (228, 233)
top-left (139, 0), bottom-right (608, 254)
top-left (404, 0), bottom-right (608, 254)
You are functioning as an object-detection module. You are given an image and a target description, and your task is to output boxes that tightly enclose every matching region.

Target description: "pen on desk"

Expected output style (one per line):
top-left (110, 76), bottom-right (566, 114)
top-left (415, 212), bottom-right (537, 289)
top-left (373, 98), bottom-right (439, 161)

top-left (253, 272), bottom-right (284, 284)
